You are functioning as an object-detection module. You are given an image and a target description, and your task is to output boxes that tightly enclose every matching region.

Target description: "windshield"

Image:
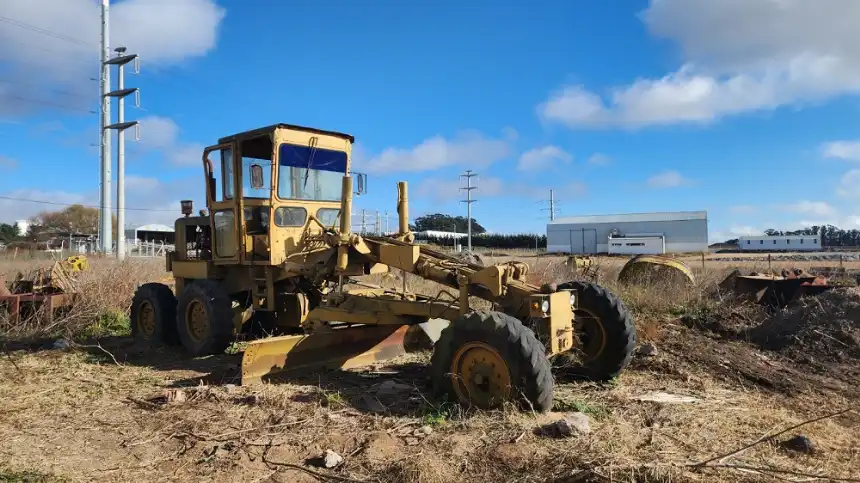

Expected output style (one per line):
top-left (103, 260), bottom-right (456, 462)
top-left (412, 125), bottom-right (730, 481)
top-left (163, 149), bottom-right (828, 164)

top-left (277, 143), bottom-right (346, 201)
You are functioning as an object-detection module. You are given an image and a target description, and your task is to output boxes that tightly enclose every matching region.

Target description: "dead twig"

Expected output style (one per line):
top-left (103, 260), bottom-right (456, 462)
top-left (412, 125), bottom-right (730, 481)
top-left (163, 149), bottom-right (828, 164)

top-left (73, 341), bottom-right (122, 366)
top-left (126, 396), bottom-right (163, 411)
top-left (2, 343), bottom-right (23, 378)
top-left (175, 412), bottom-right (336, 442)
top-left (691, 407), bottom-right (854, 467)
top-left (701, 463), bottom-right (860, 482)
top-left (262, 445), bottom-right (366, 482)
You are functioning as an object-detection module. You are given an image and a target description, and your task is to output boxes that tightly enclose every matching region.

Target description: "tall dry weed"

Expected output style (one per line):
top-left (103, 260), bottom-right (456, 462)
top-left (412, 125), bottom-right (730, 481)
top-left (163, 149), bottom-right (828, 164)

top-left (0, 258), bottom-right (164, 341)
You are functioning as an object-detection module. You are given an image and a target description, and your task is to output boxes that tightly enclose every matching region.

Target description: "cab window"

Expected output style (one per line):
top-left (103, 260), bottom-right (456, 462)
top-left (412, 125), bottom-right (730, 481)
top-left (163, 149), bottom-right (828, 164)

top-left (239, 135), bottom-right (273, 199)
top-left (277, 143), bottom-right (346, 201)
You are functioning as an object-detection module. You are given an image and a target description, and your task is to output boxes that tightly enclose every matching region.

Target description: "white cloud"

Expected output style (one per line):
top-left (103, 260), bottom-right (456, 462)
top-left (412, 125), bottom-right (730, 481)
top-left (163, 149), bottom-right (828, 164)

top-left (837, 169), bottom-right (860, 199)
top-left (414, 176), bottom-right (506, 203)
top-left (646, 170), bottom-right (691, 188)
top-left (0, 0), bottom-right (225, 117)
top-left (0, 156), bottom-right (18, 169)
top-left (137, 116), bottom-right (204, 166)
top-left (822, 140), bottom-right (860, 162)
top-left (587, 153), bottom-right (611, 166)
top-left (413, 176), bottom-right (585, 203)
top-left (539, 0), bottom-right (860, 129)
top-left (358, 130), bottom-right (512, 173)
top-left (0, 174), bottom-right (205, 228)
top-left (0, 189), bottom-right (91, 224)
top-left (730, 205), bottom-right (757, 214)
top-left (777, 200), bottom-right (836, 217)
top-left (516, 145), bottom-right (572, 171)
top-left (710, 225), bottom-right (763, 242)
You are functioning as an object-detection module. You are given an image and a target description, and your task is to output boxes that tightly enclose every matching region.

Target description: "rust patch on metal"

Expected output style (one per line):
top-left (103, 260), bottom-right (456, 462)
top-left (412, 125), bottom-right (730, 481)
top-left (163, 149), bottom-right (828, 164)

top-left (241, 324), bottom-right (408, 385)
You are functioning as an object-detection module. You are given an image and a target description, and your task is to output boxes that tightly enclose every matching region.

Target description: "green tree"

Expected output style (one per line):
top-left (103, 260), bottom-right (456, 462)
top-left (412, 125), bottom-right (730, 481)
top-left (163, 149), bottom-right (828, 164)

top-left (413, 213), bottom-right (486, 234)
top-left (29, 204), bottom-right (116, 237)
top-left (0, 222), bottom-right (17, 242)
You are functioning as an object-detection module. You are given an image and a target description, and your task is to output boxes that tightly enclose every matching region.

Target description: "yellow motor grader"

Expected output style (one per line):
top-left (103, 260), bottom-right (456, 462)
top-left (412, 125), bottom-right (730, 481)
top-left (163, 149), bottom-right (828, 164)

top-left (130, 123), bottom-right (636, 412)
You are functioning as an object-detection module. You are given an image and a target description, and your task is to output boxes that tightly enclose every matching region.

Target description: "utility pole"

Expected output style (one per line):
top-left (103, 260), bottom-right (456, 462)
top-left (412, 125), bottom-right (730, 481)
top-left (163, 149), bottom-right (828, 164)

top-left (99, 0), bottom-right (111, 254)
top-left (375, 212), bottom-right (382, 234)
top-left (360, 209), bottom-right (366, 234)
top-left (540, 189), bottom-right (558, 220)
top-left (384, 210), bottom-right (389, 234)
top-left (459, 170), bottom-right (478, 252)
top-left (105, 46), bottom-right (140, 261)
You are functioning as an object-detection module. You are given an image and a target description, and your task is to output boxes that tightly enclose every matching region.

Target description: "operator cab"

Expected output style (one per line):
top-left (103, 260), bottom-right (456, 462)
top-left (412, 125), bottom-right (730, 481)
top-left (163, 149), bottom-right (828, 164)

top-left (200, 123), bottom-right (365, 265)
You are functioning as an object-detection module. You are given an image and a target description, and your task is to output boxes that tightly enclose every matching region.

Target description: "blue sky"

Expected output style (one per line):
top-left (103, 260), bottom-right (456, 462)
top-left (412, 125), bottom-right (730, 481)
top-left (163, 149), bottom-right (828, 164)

top-left (1, 0), bottom-right (858, 242)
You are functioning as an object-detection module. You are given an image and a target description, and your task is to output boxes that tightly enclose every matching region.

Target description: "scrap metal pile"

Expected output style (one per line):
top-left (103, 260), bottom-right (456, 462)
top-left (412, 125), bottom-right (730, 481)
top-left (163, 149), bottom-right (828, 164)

top-left (0, 255), bottom-right (88, 324)
top-left (719, 267), bottom-right (839, 310)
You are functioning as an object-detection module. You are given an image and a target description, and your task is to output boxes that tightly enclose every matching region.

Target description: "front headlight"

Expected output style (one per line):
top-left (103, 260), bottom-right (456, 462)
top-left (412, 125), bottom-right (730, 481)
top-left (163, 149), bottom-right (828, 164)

top-left (541, 300), bottom-right (550, 313)
top-left (569, 292), bottom-right (576, 306)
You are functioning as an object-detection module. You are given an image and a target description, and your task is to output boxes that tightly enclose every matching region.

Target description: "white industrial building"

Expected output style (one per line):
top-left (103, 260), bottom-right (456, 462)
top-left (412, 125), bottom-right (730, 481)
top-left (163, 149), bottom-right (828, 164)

top-left (547, 211), bottom-right (708, 255)
top-left (15, 220), bottom-right (29, 236)
top-left (737, 234), bottom-right (821, 252)
top-left (125, 223), bottom-right (175, 245)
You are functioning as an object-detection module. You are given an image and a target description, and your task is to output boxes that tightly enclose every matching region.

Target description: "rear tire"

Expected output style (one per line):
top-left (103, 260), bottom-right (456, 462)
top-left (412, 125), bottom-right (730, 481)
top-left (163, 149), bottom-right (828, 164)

top-left (431, 310), bottom-right (554, 412)
top-left (175, 280), bottom-right (235, 356)
top-left (554, 281), bottom-right (636, 381)
top-left (130, 282), bottom-right (179, 346)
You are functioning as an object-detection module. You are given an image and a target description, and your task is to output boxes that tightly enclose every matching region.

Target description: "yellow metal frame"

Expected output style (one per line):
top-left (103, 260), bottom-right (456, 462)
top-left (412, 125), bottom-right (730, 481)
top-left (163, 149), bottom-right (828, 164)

top-left (158, 122), bottom-right (605, 388)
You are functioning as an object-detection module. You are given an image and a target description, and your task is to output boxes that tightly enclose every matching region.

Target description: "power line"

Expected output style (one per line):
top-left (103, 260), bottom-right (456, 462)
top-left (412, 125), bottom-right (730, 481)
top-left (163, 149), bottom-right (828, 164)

top-left (0, 33), bottom-right (93, 63)
top-left (0, 53), bottom-right (94, 71)
top-left (0, 15), bottom-right (94, 46)
top-left (0, 93), bottom-right (96, 113)
top-left (0, 78), bottom-right (93, 100)
top-left (0, 195), bottom-right (178, 212)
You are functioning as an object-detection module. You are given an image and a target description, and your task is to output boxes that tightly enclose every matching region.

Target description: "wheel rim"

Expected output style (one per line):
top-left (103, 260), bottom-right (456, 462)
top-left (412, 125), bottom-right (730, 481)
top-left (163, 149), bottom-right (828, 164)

top-left (449, 342), bottom-right (512, 409)
top-left (137, 300), bottom-right (156, 336)
top-left (185, 299), bottom-right (209, 342)
top-left (575, 308), bottom-right (607, 362)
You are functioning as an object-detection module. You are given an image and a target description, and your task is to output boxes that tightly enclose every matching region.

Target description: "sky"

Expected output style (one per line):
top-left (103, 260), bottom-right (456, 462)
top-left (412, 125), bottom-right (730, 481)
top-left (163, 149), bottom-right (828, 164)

top-left (0, 0), bottom-right (859, 243)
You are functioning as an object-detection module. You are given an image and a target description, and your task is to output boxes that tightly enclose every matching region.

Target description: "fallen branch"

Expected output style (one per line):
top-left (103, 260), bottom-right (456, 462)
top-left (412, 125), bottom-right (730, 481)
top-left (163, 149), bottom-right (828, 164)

top-left (174, 412), bottom-right (337, 442)
top-left (73, 341), bottom-right (122, 366)
top-left (701, 463), bottom-right (860, 482)
top-left (262, 445), bottom-right (366, 483)
top-left (126, 396), bottom-right (163, 411)
top-left (691, 407), bottom-right (854, 467)
top-left (2, 343), bottom-right (24, 379)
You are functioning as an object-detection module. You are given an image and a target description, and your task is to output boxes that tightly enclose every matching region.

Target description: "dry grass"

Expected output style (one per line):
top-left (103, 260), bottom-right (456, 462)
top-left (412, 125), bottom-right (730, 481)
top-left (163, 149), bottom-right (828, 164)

top-left (0, 253), bottom-right (859, 482)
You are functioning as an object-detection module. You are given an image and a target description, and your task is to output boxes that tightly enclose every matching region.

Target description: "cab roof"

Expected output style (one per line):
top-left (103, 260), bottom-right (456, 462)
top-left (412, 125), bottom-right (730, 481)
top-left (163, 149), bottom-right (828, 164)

top-left (217, 123), bottom-right (355, 144)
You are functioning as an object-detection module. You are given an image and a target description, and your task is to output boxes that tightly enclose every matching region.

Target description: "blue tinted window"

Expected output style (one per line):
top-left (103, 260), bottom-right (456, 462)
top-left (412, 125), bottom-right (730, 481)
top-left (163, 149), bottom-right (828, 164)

top-left (277, 143), bottom-right (346, 201)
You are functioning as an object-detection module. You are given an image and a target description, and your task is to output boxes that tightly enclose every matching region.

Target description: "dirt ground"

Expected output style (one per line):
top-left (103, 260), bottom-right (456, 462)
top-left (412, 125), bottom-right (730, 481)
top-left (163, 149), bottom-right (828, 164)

top-left (1, 255), bottom-right (859, 482)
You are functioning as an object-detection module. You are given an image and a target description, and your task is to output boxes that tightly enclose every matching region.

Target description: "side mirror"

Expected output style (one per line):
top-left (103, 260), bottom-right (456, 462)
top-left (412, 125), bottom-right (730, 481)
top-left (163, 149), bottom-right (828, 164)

top-left (354, 172), bottom-right (368, 196)
top-left (250, 163), bottom-right (264, 189)
top-left (180, 200), bottom-right (193, 217)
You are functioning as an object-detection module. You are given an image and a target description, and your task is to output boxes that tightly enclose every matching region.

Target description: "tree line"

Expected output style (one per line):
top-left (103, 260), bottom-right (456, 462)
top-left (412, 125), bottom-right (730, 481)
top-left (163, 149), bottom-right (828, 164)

top-left (0, 204), bottom-right (115, 244)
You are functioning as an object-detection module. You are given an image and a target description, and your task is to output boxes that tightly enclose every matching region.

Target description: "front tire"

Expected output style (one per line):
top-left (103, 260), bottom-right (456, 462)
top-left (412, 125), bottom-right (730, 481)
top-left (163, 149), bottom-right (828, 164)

top-left (555, 281), bottom-right (636, 381)
top-left (431, 311), bottom-right (554, 412)
top-left (130, 282), bottom-right (179, 346)
top-left (175, 280), bottom-right (235, 356)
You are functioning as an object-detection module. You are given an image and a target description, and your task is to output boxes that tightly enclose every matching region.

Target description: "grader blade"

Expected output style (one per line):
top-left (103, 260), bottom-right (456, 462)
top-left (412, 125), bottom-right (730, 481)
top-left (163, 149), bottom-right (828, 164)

top-left (618, 254), bottom-right (695, 287)
top-left (241, 325), bottom-right (409, 385)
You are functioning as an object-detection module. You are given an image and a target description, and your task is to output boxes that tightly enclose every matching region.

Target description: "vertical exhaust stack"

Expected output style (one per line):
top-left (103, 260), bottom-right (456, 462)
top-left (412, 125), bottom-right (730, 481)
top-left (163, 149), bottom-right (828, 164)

top-left (337, 175), bottom-right (353, 271)
top-left (397, 181), bottom-right (412, 241)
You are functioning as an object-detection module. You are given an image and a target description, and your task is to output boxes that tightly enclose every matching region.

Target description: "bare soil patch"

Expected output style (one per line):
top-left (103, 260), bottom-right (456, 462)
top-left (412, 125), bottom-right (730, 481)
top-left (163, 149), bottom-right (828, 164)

top-left (1, 256), bottom-right (859, 482)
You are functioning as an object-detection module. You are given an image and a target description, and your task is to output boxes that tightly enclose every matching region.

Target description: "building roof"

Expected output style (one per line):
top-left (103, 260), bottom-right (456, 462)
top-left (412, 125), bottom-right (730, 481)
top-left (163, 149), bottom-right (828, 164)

top-left (738, 234), bottom-right (820, 240)
top-left (130, 223), bottom-right (174, 232)
top-left (550, 210), bottom-right (707, 225)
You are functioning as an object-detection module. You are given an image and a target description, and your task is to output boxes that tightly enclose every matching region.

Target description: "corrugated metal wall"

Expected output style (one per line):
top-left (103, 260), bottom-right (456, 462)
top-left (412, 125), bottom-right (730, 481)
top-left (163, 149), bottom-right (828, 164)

top-left (547, 218), bottom-right (708, 254)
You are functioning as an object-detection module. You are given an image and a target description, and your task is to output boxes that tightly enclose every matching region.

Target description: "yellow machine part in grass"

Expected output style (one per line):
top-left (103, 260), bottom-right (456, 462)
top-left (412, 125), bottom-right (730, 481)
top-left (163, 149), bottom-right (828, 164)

top-left (618, 254), bottom-right (695, 287)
